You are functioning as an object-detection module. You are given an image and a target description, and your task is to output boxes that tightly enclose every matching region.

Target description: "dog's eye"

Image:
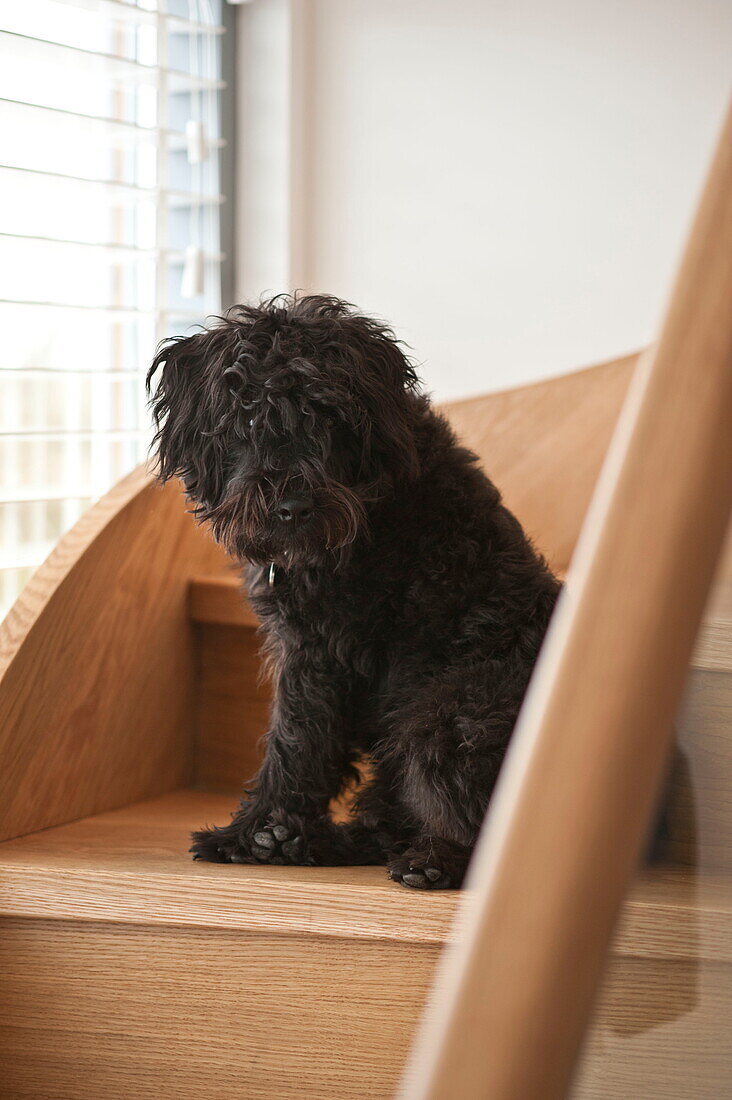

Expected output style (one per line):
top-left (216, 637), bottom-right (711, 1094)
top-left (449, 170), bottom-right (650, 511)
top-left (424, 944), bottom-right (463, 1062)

top-left (324, 416), bottom-right (335, 427)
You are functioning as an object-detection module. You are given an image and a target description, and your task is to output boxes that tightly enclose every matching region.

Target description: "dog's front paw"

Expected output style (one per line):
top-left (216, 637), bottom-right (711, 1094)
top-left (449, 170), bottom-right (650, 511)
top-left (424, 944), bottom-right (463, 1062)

top-left (388, 837), bottom-right (470, 890)
top-left (251, 823), bottom-right (306, 864)
top-left (190, 817), bottom-right (309, 865)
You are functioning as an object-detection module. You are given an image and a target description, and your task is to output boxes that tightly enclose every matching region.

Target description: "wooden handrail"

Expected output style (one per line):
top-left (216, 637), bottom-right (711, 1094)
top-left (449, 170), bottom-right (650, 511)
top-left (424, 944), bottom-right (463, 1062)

top-left (402, 100), bottom-right (732, 1100)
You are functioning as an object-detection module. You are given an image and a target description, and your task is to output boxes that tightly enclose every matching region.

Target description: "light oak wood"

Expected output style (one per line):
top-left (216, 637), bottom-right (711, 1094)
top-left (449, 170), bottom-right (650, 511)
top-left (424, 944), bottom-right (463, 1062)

top-left (404, 102), bottom-right (732, 1100)
top-left (0, 794), bottom-right (729, 1099)
top-left (0, 790), bottom-right (729, 960)
top-left (189, 573), bottom-right (259, 627)
top-left (1, 915), bottom-right (728, 1100)
top-left (0, 466), bottom-right (231, 842)
top-left (574, 955), bottom-right (732, 1098)
top-left (666, 669), bottom-right (732, 872)
top-left (442, 352), bottom-right (637, 572)
top-left (0, 790), bottom-right (457, 944)
top-left (0, 917), bottom-right (437, 1100)
top-left (194, 623), bottom-right (271, 792)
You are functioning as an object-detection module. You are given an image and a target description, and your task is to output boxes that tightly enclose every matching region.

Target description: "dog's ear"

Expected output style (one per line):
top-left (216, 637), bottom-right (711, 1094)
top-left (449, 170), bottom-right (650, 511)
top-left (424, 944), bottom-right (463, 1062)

top-left (341, 315), bottom-right (422, 483)
top-left (146, 324), bottom-right (239, 505)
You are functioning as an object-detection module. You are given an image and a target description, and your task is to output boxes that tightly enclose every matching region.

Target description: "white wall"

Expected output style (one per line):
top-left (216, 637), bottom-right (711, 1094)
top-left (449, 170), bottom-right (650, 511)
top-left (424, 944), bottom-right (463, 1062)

top-left (236, 0), bottom-right (731, 401)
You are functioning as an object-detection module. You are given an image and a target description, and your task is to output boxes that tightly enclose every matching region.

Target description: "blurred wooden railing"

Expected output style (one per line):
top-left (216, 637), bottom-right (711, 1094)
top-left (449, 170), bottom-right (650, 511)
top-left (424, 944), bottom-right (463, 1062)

top-left (402, 99), bottom-right (732, 1099)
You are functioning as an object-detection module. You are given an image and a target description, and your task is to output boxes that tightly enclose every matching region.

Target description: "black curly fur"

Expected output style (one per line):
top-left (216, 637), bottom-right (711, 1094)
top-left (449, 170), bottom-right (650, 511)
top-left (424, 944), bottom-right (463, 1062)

top-left (147, 294), bottom-right (560, 889)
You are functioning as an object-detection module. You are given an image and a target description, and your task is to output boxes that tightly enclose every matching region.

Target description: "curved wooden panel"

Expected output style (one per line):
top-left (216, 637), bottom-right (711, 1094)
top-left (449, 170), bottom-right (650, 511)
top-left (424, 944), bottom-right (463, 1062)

top-left (442, 352), bottom-right (638, 571)
top-left (0, 466), bottom-right (231, 842)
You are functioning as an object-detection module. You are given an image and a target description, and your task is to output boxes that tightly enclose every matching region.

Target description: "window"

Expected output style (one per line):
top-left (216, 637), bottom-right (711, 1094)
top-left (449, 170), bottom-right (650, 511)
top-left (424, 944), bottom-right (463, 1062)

top-left (0, 0), bottom-right (231, 620)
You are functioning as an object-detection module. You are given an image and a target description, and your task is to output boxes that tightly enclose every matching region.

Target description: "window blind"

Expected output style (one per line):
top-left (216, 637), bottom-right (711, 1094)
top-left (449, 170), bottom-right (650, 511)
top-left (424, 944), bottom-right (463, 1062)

top-left (0, 0), bottom-right (228, 620)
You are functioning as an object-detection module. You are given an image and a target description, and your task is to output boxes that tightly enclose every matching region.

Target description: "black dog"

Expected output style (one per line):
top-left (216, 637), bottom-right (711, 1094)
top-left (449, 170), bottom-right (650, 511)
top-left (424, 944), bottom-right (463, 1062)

top-left (147, 295), bottom-right (560, 889)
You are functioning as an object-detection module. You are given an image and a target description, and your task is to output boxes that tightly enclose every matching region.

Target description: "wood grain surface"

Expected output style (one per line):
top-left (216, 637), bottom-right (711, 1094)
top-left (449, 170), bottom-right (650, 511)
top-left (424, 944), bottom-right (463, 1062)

top-left (193, 623), bottom-right (270, 792)
top-left (0, 467), bottom-right (231, 842)
top-left (574, 955), bottom-right (732, 1098)
top-left (0, 790), bottom-right (457, 945)
top-left (189, 572), bottom-right (258, 627)
top-left (2, 913), bottom-right (729, 1100)
top-left (0, 917), bottom-right (438, 1100)
top-left (442, 352), bottom-right (637, 573)
top-left (0, 790), bottom-right (730, 961)
top-left (666, 668), bottom-right (732, 871)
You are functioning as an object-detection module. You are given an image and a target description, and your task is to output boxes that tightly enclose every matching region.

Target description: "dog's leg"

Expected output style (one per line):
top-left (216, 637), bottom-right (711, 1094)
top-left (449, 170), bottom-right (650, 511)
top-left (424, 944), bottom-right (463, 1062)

top-left (384, 654), bottom-right (535, 889)
top-left (191, 652), bottom-right (357, 864)
top-left (324, 765), bottom-right (417, 865)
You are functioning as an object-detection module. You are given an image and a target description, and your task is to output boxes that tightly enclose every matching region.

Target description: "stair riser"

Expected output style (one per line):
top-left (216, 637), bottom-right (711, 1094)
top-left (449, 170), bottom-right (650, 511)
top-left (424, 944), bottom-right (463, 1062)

top-left (194, 623), bottom-right (269, 793)
top-left (2, 917), bottom-right (726, 1100)
top-left (575, 954), bottom-right (732, 1098)
top-left (666, 668), bottom-right (732, 872)
top-left (0, 918), bottom-right (436, 1100)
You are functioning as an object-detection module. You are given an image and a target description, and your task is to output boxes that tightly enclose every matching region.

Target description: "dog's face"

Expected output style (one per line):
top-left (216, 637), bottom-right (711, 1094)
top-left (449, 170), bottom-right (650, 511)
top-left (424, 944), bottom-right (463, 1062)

top-left (147, 295), bottom-right (422, 566)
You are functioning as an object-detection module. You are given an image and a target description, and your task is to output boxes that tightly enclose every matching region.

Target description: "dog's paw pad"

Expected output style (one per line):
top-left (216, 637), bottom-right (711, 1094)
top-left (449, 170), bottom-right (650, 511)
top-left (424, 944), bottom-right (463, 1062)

top-left (253, 830), bottom-right (277, 851)
top-left (388, 847), bottom-right (457, 890)
top-left (251, 843), bottom-right (274, 861)
top-left (399, 866), bottom-right (451, 890)
top-left (281, 836), bottom-right (304, 862)
top-left (246, 823), bottom-right (306, 864)
top-left (401, 871), bottom-right (431, 889)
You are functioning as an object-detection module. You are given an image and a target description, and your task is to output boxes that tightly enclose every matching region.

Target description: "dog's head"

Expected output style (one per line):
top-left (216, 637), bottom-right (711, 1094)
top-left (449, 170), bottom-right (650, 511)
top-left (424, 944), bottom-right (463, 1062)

top-left (146, 294), bottom-right (423, 566)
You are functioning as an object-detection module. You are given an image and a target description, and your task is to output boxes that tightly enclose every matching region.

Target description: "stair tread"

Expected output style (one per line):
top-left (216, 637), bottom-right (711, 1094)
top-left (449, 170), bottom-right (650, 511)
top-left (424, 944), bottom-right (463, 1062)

top-left (188, 575), bottom-right (732, 672)
top-left (0, 790), bottom-right (730, 958)
top-left (189, 573), bottom-right (258, 628)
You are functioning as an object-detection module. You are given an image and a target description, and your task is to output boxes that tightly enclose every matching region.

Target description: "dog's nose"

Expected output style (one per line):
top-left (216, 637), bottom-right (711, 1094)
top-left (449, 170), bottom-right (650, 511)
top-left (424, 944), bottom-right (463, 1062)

top-left (275, 496), bottom-right (314, 524)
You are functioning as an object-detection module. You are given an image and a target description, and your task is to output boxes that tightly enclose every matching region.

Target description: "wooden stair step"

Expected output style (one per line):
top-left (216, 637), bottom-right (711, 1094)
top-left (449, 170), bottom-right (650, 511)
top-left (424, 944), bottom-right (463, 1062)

top-left (0, 790), bottom-right (453, 944)
top-left (0, 790), bottom-right (729, 962)
top-left (187, 575), bottom-right (732, 673)
top-left (189, 573), bottom-right (259, 628)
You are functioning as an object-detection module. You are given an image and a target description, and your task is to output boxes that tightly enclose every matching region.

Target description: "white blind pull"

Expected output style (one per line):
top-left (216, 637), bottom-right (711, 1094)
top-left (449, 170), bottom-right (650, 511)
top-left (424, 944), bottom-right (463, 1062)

top-left (186, 120), bottom-right (208, 165)
top-left (181, 247), bottom-right (204, 299)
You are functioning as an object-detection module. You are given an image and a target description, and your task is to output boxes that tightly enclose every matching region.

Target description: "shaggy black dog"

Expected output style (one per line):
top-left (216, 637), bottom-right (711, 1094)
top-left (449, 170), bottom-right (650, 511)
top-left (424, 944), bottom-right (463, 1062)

top-left (147, 295), bottom-right (560, 889)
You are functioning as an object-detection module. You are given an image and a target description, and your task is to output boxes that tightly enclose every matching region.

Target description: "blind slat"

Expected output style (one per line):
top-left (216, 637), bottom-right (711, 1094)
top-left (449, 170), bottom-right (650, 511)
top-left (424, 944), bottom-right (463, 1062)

top-left (0, 491), bottom-right (97, 505)
top-left (0, 231), bottom-right (225, 263)
top-left (0, 164), bottom-right (224, 206)
top-left (0, 299), bottom-right (206, 319)
top-left (0, 98), bottom-right (226, 153)
top-left (0, 369), bottom-right (147, 378)
top-left (0, 429), bottom-right (150, 440)
top-left (0, 31), bottom-right (227, 91)
top-left (51, 0), bottom-right (226, 34)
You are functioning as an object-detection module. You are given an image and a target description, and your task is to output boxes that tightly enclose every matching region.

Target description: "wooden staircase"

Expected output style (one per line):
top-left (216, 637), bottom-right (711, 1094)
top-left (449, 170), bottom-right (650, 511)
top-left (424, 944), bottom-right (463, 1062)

top-left (0, 349), bottom-right (731, 1094)
top-left (0, 593), bottom-right (731, 1097)
top-left (1, 792), bottom-right (731, 1099)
